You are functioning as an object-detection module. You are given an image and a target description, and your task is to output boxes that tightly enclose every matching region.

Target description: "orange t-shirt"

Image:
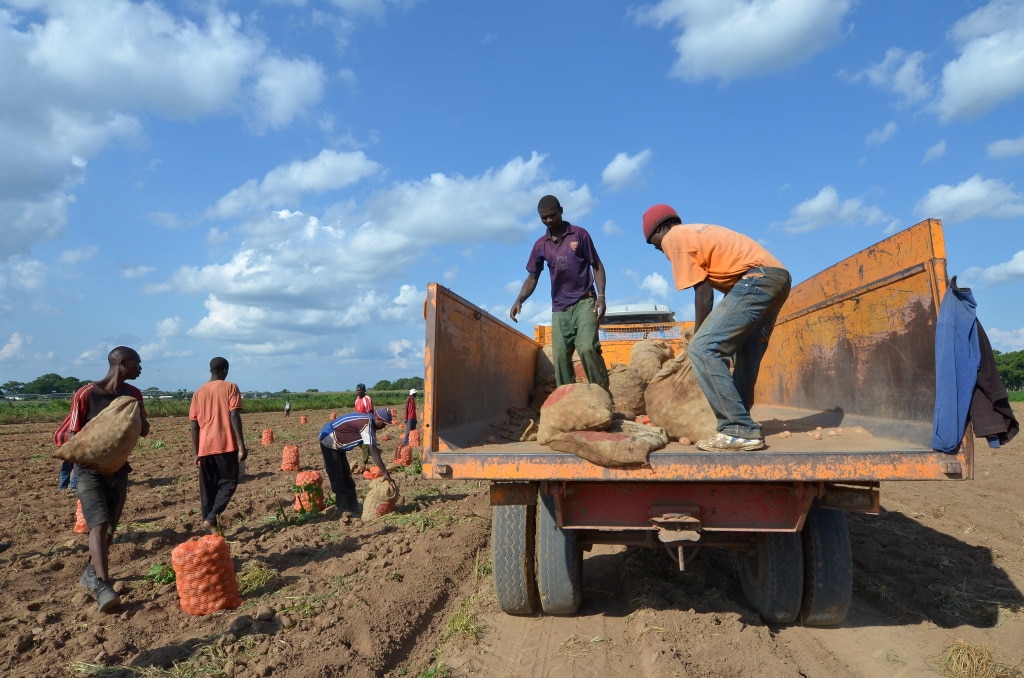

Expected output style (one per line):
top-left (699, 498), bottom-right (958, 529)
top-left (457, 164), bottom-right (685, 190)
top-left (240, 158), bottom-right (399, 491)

top-left (661, 223), bottom-right (785, 294)
top-left (188, 380), bottom-right (243, 457)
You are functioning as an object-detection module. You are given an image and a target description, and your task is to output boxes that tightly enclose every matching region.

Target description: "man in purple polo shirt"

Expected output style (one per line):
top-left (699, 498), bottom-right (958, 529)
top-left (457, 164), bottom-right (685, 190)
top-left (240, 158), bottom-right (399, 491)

top-left (510, 195), bottom-right (610, 390)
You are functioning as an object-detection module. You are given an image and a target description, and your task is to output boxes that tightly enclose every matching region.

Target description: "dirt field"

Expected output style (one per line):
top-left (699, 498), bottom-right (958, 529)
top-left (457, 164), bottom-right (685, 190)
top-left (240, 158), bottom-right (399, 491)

top-left (1, 405), bottom-right (1022, 678)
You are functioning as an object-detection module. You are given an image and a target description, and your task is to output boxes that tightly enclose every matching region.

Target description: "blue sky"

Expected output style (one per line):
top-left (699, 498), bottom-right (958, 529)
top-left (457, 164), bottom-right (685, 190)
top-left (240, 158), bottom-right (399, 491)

top-left (1, 0), bottom-right (1023, 393)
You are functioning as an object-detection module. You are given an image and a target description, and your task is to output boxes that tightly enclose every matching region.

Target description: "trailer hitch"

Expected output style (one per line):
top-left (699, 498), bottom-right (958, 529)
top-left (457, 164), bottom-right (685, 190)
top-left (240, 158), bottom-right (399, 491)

top-left (651, 513), bottom-right (702, 571)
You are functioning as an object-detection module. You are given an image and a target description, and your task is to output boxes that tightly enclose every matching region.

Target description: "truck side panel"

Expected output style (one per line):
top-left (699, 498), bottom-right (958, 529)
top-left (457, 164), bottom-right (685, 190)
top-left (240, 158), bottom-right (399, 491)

top-left (756, 218), bottom-right (947, 425)
top-left (423, 285), bottom-right (537, 452)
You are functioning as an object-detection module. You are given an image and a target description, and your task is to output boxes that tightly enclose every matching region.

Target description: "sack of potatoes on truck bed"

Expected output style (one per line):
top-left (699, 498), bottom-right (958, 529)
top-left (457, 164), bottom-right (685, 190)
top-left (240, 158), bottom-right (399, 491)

top-left (51, 396), bottom-right (142, 475)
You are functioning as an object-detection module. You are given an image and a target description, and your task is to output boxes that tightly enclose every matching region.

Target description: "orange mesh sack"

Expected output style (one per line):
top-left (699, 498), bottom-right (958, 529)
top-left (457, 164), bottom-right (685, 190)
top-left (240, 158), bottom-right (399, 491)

top-left (394, 444), bottom-right (413, 467)
top-left (51, 396), bottom-right (141, 475)
top-left (329, 411), bottom-right (337, 421)
top-left (362, 466), bottom-right (383, 480)
top-left (293, 470), bottom-right (325, 512)
top-left (300, 415), bottom-right (308, 424)
top-left (408, 429), bottom-right (421, 448)
top-left (261, 429), bottom-right (274, 445)
top-left (280, 445), bottom-right (300, 471)
top-left (74, 500), bottom-right (88, 534)
top-left (361, 477), bottom-right (399, 522)
top-left (171, 535), bottom-right (243, 615)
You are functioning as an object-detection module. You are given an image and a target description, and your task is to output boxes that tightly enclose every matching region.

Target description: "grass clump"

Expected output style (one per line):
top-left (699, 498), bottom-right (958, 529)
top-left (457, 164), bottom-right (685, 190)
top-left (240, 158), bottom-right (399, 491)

top-left (939, 638), bottom-right (1023, 678)
top-left (236, 560), bottom-right (278, 596)
top-left (443, 597), bottom-right (484, 644)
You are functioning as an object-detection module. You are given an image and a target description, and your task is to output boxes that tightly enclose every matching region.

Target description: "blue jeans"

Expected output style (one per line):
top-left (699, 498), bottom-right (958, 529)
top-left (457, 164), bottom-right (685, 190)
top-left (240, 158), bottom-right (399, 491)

top-left (687, 267), bottom-right (791, 438)
top-left (59, 460), bottom-right (77, 490)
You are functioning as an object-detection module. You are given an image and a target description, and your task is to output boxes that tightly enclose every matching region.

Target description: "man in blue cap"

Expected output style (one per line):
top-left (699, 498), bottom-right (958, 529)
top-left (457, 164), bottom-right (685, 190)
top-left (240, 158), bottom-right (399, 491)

top-left (318, 407), bottom-right (396, 524)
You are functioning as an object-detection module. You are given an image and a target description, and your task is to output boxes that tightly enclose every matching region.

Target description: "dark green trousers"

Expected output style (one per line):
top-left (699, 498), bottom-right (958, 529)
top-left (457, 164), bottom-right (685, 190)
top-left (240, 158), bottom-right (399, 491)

top-left (551, 297), bottom-right (609, 390)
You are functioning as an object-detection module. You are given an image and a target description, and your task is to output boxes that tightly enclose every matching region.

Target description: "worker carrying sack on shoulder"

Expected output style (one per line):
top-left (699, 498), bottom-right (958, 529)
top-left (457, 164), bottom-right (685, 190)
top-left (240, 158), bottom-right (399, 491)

top-left (51, 396), bottom-right (142, 475)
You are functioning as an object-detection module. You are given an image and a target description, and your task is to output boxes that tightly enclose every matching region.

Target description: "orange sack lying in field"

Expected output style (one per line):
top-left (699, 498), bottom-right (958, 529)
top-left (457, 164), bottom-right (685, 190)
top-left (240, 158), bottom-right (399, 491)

top-left (74, 500), bottom-right (88, 534)
top-left (362, 466), bottom-right (383, 480)
top-left (261, 429), bottom-right (274, 445)
top-left (293, 470), bottom-right (325, 512)
top-left (52, 396), bottom-right (142, 475)
top-left (394, 444), bottom-right (413, 467)
top-left (300, 415), bottom-right (308, 424)
top-left (408, 429), bottom-right (421, 448)
top-left (171, 535), bottom-right (243, 616)
top-left (280, 444), bottom-right (300, 472)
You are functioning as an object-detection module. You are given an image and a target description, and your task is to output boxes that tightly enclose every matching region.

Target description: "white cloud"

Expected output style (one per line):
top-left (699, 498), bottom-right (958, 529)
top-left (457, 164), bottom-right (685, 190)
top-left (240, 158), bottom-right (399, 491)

top-left (922, 140), bottom-right (946, 163)
top-left (641, 272), bottom-right (671, 298)
top-left (56, 246), bottom-right (98, 266)
top-left (985, 326), bottom-right (1024, 351)
top-left (914, 175), bottom-right (1024, 223)
top-left (0, 332), bottom-right (31, 361)
top-left (207, 149), bottom-right (381, 219)
top-left (774, 186), bottom-right (897, 234)
top-left (633, 0), bottom-right (852, 82)
top-left (602, 219), bottom-right (622, 236)
top-left (987, 135), bottom-right (1024, 158)
top-left (961, 250), bottom-right (1024, 286)
top-left (601, 149), bottom-right (651, 191)
top-left (937, 0), bottom-right (1024, 121)
top-left (849, 48), bottom-right (931, 106)
top-left (158, 153), bottom-right (587, 352)
top-left (247, 56), bottom-right (326, 133)
top-left (866, 122), bottom-right (897, 147)
top-left (156, 317), bottom-right (182, 338)
top-left (0, 1), bottom-right (327, 257)
top-left (122, 265), bottom-right (156, 279)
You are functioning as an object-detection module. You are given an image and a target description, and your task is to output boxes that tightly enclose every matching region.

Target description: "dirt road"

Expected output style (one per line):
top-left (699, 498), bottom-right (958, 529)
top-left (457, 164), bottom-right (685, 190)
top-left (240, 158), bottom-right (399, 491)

top-left (2, 406), bottom-right (1021, 677)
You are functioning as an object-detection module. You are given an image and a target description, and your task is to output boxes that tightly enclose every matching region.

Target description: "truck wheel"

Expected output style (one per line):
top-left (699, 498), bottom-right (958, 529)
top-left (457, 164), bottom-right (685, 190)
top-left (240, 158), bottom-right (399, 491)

top-left (735, 532), bottom-right (803, 624)
top-left (536, 492), bottom-right (582, 615)
top-left (492, 504), bottom-right (539, 615)
top-left (801, 502), bottom-right (852, 626)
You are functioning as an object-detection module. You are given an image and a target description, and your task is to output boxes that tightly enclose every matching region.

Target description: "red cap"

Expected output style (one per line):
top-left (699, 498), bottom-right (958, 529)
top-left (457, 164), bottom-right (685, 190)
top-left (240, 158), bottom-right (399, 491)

top-left (642, 204), bottom-right (679, 242)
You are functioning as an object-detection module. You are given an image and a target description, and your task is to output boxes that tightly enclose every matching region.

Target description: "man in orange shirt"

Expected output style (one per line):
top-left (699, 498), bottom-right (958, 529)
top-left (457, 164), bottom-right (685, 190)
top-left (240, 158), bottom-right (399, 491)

top-left (642, 204), bottom-right (791, 451)
top-left (189, 357), bottom-right (249, 535)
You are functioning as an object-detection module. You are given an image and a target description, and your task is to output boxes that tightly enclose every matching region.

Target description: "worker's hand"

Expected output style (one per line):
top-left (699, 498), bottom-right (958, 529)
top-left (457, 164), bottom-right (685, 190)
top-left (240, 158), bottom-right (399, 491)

top-left (509, 301), bottom-right (522, 323)
top-left (386, 476), bottom-right (398, 493)
top-left (595, 297), bottom-right (606, 321)
top-left (240, 447), bottom-right (249, 462)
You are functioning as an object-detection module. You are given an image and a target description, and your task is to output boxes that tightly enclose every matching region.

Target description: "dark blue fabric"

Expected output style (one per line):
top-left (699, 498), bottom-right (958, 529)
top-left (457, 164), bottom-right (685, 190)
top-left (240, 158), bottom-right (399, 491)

top-left (932, 282), bottom-right (980, 452)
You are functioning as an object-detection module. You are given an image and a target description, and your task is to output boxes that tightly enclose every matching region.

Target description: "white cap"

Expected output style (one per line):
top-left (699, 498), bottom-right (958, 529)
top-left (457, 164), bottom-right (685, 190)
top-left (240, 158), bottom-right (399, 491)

top-left (409, 388), bottom-right (417, 395)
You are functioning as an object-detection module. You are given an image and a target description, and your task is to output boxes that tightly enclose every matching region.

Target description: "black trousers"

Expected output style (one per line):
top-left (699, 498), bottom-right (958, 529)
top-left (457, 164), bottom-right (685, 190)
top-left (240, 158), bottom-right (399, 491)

top-left (198, 452), bottom-right (239, 523)
top-left (319, 442), bottom-right (359, 513)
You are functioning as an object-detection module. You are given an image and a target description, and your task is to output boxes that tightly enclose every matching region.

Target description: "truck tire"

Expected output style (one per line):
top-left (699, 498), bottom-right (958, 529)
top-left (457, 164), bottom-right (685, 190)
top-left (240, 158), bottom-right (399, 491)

top-left (800, 502), bottom-right (852, 626)
top-left (536, 492), bottom-right (582, 615)
top-left (492, 504), bottom-right (539, 615)
top-left (735, 532), bottom-right (803, 624)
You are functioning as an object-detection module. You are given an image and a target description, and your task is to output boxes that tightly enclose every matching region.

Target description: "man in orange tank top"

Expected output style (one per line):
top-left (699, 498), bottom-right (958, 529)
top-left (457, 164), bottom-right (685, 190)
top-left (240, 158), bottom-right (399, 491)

top-left (643, 204), bottom-right (791, 451)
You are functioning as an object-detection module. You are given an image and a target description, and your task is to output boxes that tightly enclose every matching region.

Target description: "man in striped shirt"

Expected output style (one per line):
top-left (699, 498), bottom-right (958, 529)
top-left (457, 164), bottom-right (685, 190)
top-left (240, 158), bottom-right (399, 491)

top-left (318, 407), bottom-right (395, 524)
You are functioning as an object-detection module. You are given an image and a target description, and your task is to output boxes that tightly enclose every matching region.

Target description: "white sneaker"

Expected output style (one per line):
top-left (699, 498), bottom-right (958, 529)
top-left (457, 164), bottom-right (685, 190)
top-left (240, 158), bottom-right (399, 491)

top-left (696, 432), bottom-right (765, 451)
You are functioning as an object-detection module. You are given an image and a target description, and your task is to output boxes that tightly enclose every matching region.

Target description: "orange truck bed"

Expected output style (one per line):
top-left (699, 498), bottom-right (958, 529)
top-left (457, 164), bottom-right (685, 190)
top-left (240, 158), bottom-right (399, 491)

top-left (422, 218), bottom-right (972, 484)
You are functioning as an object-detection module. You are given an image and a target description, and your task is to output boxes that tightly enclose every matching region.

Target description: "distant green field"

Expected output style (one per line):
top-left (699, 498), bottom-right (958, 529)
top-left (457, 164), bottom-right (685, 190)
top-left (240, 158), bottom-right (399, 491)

top-left (0, 391), bottom-right (414, 425)
top-left (1009, 390), bottom-right (1023, 403)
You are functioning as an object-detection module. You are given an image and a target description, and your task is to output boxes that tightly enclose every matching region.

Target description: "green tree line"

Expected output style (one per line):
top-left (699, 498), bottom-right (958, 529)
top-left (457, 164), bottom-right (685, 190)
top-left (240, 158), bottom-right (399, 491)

top-left (994, 350), bottom-right (1024, 392)
top-left (2, 374), bottom-right (425, 398)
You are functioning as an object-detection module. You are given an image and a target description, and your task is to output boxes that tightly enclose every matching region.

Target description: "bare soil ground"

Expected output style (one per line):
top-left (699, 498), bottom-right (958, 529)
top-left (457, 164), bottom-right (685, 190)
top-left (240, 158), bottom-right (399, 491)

top-left (2, 405), bottom-right (1022, 678)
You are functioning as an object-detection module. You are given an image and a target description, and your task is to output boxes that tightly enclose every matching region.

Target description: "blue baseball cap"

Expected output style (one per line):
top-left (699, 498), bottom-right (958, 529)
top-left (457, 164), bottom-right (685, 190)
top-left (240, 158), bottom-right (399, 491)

top-left (375, 407), bottom-right (393, 424)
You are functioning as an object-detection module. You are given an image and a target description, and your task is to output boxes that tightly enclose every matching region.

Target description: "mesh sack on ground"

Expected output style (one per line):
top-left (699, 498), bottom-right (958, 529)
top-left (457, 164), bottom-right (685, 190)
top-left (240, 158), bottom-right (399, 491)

top-left (280, 445), bottom-right (300, 471)
top-left (361, 477), bottom-right (399, 522)
top-left (74, 500), bottom-right (88, 534)
top-left (293, 470), bottom-right (325, 512)
top-left (171, 535), bottom-right (243, 615)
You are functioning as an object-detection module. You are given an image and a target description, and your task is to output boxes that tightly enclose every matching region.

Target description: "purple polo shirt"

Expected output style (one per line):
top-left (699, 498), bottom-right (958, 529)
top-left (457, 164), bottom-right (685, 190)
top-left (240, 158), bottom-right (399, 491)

top-left (526, 223), bottom-right (601, 312)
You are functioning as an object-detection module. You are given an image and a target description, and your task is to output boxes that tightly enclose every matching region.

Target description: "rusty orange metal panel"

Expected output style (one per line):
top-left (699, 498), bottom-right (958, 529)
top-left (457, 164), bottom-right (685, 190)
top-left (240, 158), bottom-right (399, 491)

top-left (756, 219), bottom-right (947, 423)
top-left (423, 283), bottom-right (538, 457)
top-left (422, 448), bottom-right (968, 482)
top-left (536, 321), bottom-right (694, 366)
